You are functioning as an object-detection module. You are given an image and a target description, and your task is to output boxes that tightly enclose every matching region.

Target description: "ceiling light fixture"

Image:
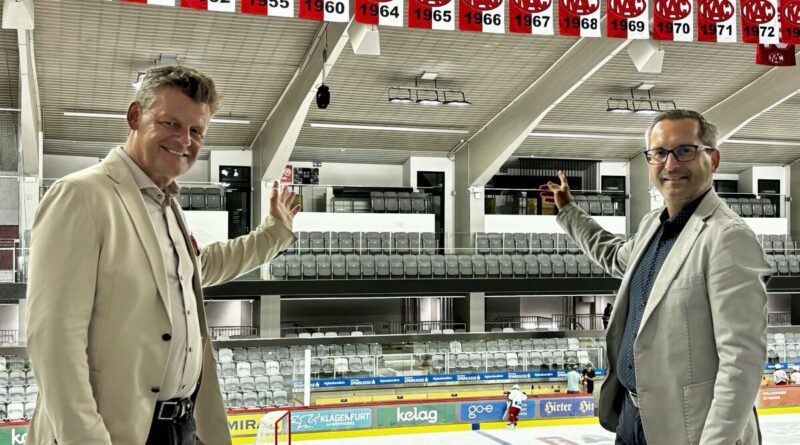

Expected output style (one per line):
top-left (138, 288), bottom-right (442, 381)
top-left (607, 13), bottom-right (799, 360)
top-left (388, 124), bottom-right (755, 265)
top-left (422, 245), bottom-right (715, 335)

top-left (606, 89), bottom-right (676, 115)
top-left (63, 111), bottom-right (251, 124)
top-left (309, 122), bottom-right (469, 134)
top-left (388, 75), bottom-right (470, 107)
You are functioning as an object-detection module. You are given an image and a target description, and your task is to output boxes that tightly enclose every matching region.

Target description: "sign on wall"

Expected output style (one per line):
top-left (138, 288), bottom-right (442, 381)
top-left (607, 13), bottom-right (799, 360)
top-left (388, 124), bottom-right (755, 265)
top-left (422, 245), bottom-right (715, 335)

top-left (741, 0), bottom-right (780, 43)
top-left (376, 403), bottom-right (457, 427)
top-left (241, 0), bottom-right (295, 17)
top-left (356, 0), bottom-right (405, 26)
top-left (697, 0), bottom-right (737, 42)
top-left (458, 400), bottom-right (536, 421)
top-left (537, 396), bottom-right (595, 418)
top-left (293, 408), bottom-right (373, 432)
top-left (781, 0), bottom-right (800, 43)
top-left (606, 0), bottom-right (650, 39)
top-left (299, 0), bottom-right (350, 21)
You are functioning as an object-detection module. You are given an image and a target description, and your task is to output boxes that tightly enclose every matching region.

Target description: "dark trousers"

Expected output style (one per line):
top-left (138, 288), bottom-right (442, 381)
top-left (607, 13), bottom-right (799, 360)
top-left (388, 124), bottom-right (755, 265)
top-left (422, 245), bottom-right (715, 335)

top-left (615, 392), bottom-right (647, 445)
top-left (146, 408), bottom-right (197, 445)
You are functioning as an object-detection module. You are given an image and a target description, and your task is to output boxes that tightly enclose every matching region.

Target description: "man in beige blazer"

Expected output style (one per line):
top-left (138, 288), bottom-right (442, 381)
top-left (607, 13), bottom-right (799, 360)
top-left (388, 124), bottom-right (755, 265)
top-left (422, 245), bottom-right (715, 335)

top-left (543, 110), bottom-right (769, 445)
top-left (25, 66), bottom-right (298, 444)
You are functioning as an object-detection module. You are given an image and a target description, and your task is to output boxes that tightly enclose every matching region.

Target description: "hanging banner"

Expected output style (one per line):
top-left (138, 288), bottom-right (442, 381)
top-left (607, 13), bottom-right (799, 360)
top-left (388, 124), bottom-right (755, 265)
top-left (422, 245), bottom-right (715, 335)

top-left (180, 0), bottom-right (237, 11)
top-left (606, 0), bottom-right (649, 39)
top-left (509, 0), bottom-right (555, 34)
top-left (299, 0), bottom-right (350, 21)
top-left (356, 0), bottom-right (404, 26)
top-left (241, 0), bottom-right (295, 16)
top-left (697, 0), bottom-right (737, 41)
top-left (779, 0), bottom-right (800, 43)
top-left (756, 43), bottom-right (797, 63)
top-left (121, 0), bottom-right (176, 5)
top-left (409, 0), bottom-right (456, 30)
top-left (741, 0), bottom-right (780, 42)
top-left (459, 0), bottom-right (506, 33)
top-left (653, 0), bottom-right (694, 40)
top-left (557, 0), bottom-right (602, 37)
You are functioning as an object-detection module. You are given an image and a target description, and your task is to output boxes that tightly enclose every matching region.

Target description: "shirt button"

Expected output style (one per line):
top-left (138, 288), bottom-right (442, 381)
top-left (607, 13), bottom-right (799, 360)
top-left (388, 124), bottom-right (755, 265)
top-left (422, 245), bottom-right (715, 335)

top-left (151, 387), bottom-right (160, 393)
top-left (188, 347), bottom-right (193, 353)
top-left (162, 333), bottom-right (172, 341)
top-left (182, 384), bottom-right (187, 389)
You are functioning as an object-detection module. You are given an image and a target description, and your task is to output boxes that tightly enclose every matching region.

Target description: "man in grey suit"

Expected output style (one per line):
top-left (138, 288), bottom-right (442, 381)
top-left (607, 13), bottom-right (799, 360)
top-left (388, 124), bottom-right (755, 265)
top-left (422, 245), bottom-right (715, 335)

top-left (542, 109), bottom-right (769, 445)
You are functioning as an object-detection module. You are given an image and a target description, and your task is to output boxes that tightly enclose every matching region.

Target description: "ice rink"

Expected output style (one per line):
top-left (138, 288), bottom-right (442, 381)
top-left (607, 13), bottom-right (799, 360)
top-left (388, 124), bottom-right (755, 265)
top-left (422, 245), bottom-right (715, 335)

top-left (298, 413), bottom-right (800, 444)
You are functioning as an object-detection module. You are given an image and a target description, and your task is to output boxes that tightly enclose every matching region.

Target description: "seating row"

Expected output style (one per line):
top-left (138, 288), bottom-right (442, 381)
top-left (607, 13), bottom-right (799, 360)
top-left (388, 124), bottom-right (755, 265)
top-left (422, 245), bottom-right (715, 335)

top-left (0, 402), bottom-right (33, 422)
top-left (177, 186), bottom-right (223, 211)
top-left (223, 389), bottom-right (288, 409)
top-left (270, 253), bottom-right (607, 279)
top-left (573, 194), bottom-right (620, 216)
top-left (370, 191), bottom-right (427, 213)
top-left (720, 197), bottom-right (776, 217)
top-left (287, 231), bottom-right (438, 256)
top-left (760, 235), bottom-right (794, 254)
top-left (766, 254), bottom-right (800, 275)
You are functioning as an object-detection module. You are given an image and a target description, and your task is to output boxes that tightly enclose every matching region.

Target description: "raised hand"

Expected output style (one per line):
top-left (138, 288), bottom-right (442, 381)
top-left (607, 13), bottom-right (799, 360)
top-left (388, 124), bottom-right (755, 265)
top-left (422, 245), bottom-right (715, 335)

top-left (269, 180), bottom-right (301, 231)
top-left (538, 170), bottom-right (573, 210)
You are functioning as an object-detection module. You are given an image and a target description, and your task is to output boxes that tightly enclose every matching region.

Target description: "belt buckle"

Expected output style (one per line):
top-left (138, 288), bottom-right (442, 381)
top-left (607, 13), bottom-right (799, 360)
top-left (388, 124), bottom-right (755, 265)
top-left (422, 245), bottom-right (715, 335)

top-left (157, 401), bottom-right (179, 420)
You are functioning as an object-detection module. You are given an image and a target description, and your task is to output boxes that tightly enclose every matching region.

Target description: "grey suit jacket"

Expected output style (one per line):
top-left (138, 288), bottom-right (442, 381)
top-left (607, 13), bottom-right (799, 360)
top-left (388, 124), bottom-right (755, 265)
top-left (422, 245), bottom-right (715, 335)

top-left (25, 150), bottom-right (296, 445)
top-left (557, 190), bottom-right (769, 445)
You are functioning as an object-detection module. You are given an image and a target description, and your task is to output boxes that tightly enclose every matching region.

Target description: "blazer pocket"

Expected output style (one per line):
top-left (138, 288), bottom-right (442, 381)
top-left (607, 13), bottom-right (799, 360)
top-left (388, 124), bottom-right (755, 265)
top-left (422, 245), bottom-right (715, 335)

top-left (683, 378), bottom-right (715, 445)
top-left (671, 273), bottom-right (706, 290)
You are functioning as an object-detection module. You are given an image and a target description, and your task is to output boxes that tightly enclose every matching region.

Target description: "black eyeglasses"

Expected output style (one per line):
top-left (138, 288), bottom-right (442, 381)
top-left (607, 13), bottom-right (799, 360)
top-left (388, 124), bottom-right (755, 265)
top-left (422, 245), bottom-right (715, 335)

top-left (643, 144), bottom-right (715, 165)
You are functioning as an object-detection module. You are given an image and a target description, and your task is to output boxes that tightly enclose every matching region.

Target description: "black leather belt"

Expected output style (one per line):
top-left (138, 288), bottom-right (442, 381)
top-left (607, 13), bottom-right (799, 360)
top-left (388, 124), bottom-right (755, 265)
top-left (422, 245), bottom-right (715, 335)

top-left (154, 398), bottom-right (194, 421)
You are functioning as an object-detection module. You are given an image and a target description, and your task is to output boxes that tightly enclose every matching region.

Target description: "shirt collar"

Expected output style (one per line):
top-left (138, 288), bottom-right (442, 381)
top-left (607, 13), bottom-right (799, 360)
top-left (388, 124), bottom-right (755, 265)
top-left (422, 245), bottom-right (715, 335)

top-left (117, 147), bottom-right (180, 206)
top-left (659, 187), bottom-right (712, 227)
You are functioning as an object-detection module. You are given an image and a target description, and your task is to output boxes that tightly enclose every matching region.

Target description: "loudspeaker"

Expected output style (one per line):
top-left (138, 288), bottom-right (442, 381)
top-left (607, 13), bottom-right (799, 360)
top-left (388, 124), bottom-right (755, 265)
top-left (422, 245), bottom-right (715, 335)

top-left (316, 84), bottom-right (330, 109)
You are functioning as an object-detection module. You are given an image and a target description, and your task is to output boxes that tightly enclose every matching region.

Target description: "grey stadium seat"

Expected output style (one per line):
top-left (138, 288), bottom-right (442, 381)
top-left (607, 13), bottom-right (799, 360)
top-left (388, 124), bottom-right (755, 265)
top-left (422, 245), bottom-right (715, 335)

top-left (270, 255), bottom-right (286, 279)
top-left (739, 197), bottom-right (753, 217)
top-left (550, 254), bottom-right (566, 276)
top-left (485, 254), bottom-right (500, 277)
top-left (361, 255), bottom-right (376, 277)
top-left (375, 255), bottom-right (390, 277)
top-left (331, 254), bottom-right (346, 278)
top-left (205, 188), bottom-right (222, 210)
top-left (389, 254), bottom-right (404, 277)
top-left (295, 231), bottom-right (310, 255)
top-left (576, 254), bottom-right (592, 277)
top-left (458, 255), bottom-right (473, 277)
top-left (384, 191), bottom-right (399, 212)
top-left (563, 254), bottom-right (578, 276)
top-left (394, 232), bottom-right (410, 254)
top-left (310, 231), bottom-right (325, 254)
top-left (537, 254), bottom-right (553, 276)
top-left (366, 232), bottom-right (381, 254)
top-left (190, 187), bottom-right (206, 210)
top-left (762, 199), bottom-right (775, 217)
top-left (511, 254), bottom-right (526, 276)
top-left (751, 198), bottom-right (763, 217)
top-left (371, 191), bottom-right (385, 212)
top-left (574, 194), bottom-right (591, 213)
top-left (417, 254), bottom-right (432, 277)
top-left (431, 255), bottom-right (446, 277)
top-left (397, 192), bottom-right (412, 213)
top-left (539, 233), bottom-right (555, 253)
top-left (524, 254), bottom-right (540, 276)
top-left (513, 233), bottom-right (529, 253)
top-left (422, 232), bottom-right (437, 254)
top-left (475, 233), bottom-right (490, 254)
top-left (381, 232), bottom-right (392, 254)
top-left (471, 254), bottom-right (487, 277)
top-left (177, 193), bottom-right (190, 210)
top-left (587, 195), bottom-right (601, 215)
top-left (403, 255), bottom-right (418, 277)
top-left (346, 254), bottom-right (361, 278)
top-left (600, 195), bottom-right (614, 215)
top-left (529, 233), bottom-right (542, 254)
top-left (445, 254), bottom-right (459, 277)
top-left (317, 254), bottom-right (332, 278)
top-left (488, 233), bottom-right (503, 254)
top-left (324, 231), bottom-right (339, 253)
top-left (411, 192), bottom-right (426, 213)
top-left (408, 232), bottom-right (421, 254)
top-left (339, 231), bottom-right (354, 253)
top-left (498, 254), bottom-right (513, 277)
top-left (301, 254), bottom-right (316, 279)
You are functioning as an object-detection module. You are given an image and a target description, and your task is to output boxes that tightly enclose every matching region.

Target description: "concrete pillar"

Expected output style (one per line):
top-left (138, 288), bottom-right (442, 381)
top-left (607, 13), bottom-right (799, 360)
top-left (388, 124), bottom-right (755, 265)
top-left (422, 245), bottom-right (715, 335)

top-left (627, 153), bottom-right (651, 234)
top-left (791, 295), bottom-right (800, 326)
top-left (258, 295), bottom-right (281, 339)
top-left (790, 162), bottom-right (800, 241)
top-left (453, 292), bottom-right (485, 333)
top-left (453, 145), bottom-right (485, 251)
top-left (17, 299), bottom-right (25, 343)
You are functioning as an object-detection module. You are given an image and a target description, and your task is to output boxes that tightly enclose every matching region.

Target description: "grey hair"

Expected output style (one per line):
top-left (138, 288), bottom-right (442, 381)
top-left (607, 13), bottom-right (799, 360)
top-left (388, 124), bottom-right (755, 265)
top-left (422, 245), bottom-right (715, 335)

top-left (645, 109), bottom-right (718, 149)
top-left (134, 66), bottom-right (220, 115)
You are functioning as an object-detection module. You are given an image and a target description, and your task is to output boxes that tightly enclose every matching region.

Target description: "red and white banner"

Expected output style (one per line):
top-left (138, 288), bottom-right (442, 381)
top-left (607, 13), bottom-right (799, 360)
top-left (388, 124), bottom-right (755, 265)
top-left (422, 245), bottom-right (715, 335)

top-left (241, 0), bottom-right (295, 16)
top-left (741, 0), bottom-right (780, 42)
top-left (697, 0), bottom-right (737, 42)
top-left (756, 43), bottom-right (797, 62)
top-left (409, 0), bottom-right (456, 30)
top-left (606, 0), bottom-right (649, 39)
top-left (558, 0), bottom-right (602, 37)
top-left (653, 0), bottom-right (695, 40)
top-left (509, 0), bottom-right (554, 34)
top-left (779, 0), bottom-right (800, 43)
top-left (121, 0), bottom-right (176, 5)
top-left (356, 0), bottom-right (404, 26)
top-left (459, 0), bottom-right (506, 33)
top-left (281, 164), bottom-right (293, 183)
top-left (181, 0), bottom-right (237, 11)
top-left (299, 0), bottom-right (349, 21)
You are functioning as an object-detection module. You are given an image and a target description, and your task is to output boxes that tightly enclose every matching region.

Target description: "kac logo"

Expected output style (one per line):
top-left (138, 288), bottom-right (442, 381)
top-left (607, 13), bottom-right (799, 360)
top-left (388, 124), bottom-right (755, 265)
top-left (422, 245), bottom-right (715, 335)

top-left (781, 0), bottom-right (800, 25)
top-left (512, 0), bottom-right (552, 13)
top-left (654, 0), bottom-right (692, 20)
top-left (608, 0), bottom-right (648, 18)
top-left (559, 0), bottom-right (600, 15)
top-left (414, 0), bottom-right (452, 6)
top-left (698, 0), bottom-right (735, 21)
top-left (742, 0), bottom-right (776, 23)
top-left (462, 0), bottom-right (504, 10)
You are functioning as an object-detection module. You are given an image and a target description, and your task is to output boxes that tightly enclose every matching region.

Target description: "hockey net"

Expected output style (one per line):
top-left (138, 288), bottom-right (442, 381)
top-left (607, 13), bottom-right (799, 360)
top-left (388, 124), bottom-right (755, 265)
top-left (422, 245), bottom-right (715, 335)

top-left (254, 409), bottom-right (291, 445)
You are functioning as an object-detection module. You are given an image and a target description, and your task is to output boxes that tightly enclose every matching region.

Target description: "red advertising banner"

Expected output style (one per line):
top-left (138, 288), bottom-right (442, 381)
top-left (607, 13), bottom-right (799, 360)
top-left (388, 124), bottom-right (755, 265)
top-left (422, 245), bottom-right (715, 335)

top-left (653, 0), bottom-right (695, 40)
top-left (741, 0), bottom-right (780, 43)
top-left (509, 0), bottom-right (555, 35)
top-left (181, 0), bottom-right (237, 11)
top-left (606, 0), bottom-right (650, 39)
top-left (756, 43), bottom-right (797, 63)
top-left (758, 385), bottom-right (800, 407)
top-left (557, 0), bottom-right (602, 37)
top-left (697, 0), bottom-right (737, 42)
top-left (281, 164), bottom-right (293, 183)
top-left (409, 0), bottom-right (456, 29)
top-left (459, 0), bottom-right (506, 33)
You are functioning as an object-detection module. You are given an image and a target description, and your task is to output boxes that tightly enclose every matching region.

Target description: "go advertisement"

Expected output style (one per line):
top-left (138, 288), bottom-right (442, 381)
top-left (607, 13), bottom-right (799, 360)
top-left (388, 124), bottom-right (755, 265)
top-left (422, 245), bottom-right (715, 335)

top-left (458, 400), bottom-right (536, 422)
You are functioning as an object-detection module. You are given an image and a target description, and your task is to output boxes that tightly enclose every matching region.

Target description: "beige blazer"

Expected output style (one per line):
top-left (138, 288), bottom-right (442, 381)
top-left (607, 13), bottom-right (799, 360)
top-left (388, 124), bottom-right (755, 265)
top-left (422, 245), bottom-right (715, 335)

top-left (25, 150), bottom-right (296, 445)
top-left (557, 190), bottom-right (769, 445)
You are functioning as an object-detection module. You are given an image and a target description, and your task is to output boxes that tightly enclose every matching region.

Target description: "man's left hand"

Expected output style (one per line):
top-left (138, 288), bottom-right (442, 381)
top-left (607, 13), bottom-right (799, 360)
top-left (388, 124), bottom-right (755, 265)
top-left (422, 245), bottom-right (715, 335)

top-left (270, 180), bottom-right (301, 231)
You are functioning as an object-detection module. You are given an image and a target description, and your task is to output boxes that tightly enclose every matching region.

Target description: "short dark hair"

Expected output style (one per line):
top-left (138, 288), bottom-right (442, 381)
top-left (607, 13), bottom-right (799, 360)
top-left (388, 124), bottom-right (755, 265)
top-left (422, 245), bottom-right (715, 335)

top-left (135, 65), bottom-right (220, 115)
top-left (646, 109), bottom-right (718, 149)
